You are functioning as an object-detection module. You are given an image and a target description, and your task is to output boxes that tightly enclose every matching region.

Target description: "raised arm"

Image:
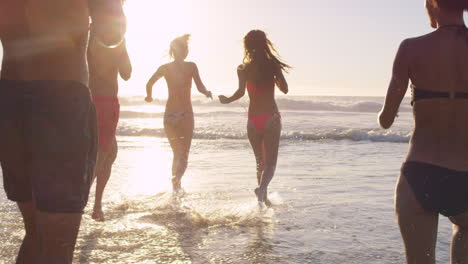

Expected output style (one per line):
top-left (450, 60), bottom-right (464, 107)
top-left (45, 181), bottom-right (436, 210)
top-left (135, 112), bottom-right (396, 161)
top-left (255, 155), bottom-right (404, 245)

top-left (275, 67), bottom-right (288, 94)
top-left (219, 65), bottom-right (247, 104)
top-left (119, 40), bottom-right (132, 81)
top-left (192, 62), bottom-right (212, 99)
top-left (88, 0), bottom-right (126, 48)
top-left (378, 39), bottom-right (411, 129)
top-left (145, 65), bottom-right (165, 102)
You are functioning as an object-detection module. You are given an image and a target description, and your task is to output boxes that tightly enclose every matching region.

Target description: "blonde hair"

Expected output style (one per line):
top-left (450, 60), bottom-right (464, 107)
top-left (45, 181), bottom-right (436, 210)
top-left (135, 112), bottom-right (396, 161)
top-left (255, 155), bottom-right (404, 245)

top-left (169, 34), bottom-right (191, 59)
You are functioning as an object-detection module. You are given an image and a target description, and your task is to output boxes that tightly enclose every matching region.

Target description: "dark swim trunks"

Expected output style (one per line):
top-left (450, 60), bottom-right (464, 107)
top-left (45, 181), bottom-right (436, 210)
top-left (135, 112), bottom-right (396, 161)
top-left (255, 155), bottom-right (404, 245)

top-left (402, 161), bottom-right (468, 217)
top-left (0, 80), bottom-right (97, 213)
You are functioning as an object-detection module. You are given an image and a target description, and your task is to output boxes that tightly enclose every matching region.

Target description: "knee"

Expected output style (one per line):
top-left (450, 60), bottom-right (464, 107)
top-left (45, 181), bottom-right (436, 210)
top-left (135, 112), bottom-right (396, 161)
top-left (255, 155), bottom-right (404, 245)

top-left (449, 212), bottom-right (468, 229)
top-left (109, 146), bottom-right (118, 163)
top-left (452, 224), bottom-right (468, 243)
top-left (452, 224), bottom-right (463, 234)
top-left (177, 153), bottom-right (188, 163)
top-left (175, 156), bottom-right (188, 169)
top-left (180, 158), bottom-right (188, 168)
top-left (256, 162), bottom-right (264, 171)
top-left (450, 215), bottom-right (468, 230)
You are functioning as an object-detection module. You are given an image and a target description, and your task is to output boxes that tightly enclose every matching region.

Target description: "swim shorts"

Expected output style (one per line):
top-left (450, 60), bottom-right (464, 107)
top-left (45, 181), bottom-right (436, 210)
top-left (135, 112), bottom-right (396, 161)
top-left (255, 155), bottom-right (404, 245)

top-left (0, 80), bottom-right (97, 213)
top-left (93, 96), bottom-right (119, 152)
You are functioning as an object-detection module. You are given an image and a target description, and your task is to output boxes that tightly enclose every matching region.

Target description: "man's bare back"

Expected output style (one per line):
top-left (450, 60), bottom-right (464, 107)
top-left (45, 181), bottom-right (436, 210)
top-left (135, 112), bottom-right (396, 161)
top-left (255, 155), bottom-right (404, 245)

top-left (0, 1), bottom-right (126, 263)
top-left (0, 0), bottom-right (89, 83)
top-left (0, 0), bottom-right (125, 83)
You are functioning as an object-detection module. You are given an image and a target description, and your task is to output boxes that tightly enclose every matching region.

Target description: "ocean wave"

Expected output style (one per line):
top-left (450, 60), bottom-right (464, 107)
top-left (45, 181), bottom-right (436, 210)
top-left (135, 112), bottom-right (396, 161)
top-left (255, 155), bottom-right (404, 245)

top-left (282, 129), bottom-right (410, 143)
top-left (276, 99), bottom-right (390, 113)
top-left (120, 111), bottom-right (164, 119)
top-left (117, 127), bottom-right (411, 143)
top-left (119, 96), bottom-right (411, 113)
top-left (120, 111), bottom-right (240, 119)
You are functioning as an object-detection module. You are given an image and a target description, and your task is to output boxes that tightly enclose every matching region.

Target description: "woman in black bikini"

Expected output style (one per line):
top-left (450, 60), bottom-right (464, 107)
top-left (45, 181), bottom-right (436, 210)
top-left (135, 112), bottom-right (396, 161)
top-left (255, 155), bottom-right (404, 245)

top-left (219, 30), bottom-right (289, 206)
top-left (379, 1), bottom-right (468, 263)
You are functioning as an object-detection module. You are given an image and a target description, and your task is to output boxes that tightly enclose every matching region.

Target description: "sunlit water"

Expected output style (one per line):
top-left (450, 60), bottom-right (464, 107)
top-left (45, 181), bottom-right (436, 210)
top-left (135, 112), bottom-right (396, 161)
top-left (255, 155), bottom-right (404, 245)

top-left (0, 96), bottom-right (453, 263)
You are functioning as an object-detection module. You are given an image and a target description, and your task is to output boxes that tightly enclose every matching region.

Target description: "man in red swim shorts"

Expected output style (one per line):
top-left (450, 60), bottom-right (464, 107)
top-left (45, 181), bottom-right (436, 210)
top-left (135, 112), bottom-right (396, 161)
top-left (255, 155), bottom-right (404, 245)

top-left (88, 9), bottom-right (132, 221)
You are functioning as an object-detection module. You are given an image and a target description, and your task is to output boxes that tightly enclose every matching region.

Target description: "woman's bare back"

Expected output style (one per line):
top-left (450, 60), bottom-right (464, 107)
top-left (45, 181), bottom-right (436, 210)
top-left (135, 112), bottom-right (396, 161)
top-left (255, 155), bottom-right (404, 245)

top-left (163, 61), bottom-right (195, 111)
top-left (405, 27), bottom-right (468, 169)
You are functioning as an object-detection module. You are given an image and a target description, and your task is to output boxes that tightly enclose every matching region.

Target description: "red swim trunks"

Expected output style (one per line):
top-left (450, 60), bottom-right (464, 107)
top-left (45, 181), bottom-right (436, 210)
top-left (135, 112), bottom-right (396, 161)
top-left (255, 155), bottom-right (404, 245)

top-left (93, 96), bottom-right (120, 152)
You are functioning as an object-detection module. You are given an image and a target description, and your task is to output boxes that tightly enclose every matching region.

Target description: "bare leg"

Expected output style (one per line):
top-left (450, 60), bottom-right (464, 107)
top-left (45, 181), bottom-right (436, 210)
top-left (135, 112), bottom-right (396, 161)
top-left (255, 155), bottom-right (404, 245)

top-left (449, 211), bottom-right (468, 264)
top-left (176, 117), bottom-right (193, 184)
top-left (92, 138), bottom-right (118, 221)
top-left (247, 122), bottom-right (265, 204)
top-left (254, 140), bottom-right (265, 185)
top-left (16, 201), bottom-right (39, 264)
top-left (257, 116), bottom-right (281, 206)
top-left (165, 115), bottom-right (194, 191)
top-left (248, 116), bottom-right (281, 206)
top-left (0, 121), bottom-right (39, 262)
top-left (395, 174), bottom-right (438, 264)
top-left (36, 211), bottom-right (82, 264)
top-left (166, 126), bottom-right (182, 190)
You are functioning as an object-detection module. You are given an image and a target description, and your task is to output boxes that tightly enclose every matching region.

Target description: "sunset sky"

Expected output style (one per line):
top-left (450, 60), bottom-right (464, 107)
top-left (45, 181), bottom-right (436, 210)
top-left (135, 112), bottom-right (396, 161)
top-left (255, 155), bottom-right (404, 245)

top-left (121, 0), bottom-right (435, 97)
top-left (1, 1), bottom-right (467, 97)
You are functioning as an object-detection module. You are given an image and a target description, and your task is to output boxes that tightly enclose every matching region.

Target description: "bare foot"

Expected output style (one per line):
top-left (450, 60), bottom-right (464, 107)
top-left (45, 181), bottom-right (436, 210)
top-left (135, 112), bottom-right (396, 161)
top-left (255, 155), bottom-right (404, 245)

top-left (92, 209), bottom-right (105, 222)
top-left (255, 188), bottom-right (273, 207)
top-left (254, 188), bottom-right (264, 203)
top-left (172, 176), bottom-right (182, 192)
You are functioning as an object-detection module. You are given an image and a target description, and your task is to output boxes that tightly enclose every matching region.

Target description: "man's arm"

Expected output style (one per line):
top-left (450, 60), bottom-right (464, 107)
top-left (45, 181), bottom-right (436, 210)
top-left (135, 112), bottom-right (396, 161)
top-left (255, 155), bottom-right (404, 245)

top-left (119, 41), bottom-right (132, 81)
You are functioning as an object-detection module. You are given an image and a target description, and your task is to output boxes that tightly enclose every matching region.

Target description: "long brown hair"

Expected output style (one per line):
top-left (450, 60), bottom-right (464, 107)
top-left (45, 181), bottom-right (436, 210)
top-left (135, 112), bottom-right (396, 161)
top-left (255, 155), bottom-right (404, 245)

top-left (242, 30), bottom-right (290, 85)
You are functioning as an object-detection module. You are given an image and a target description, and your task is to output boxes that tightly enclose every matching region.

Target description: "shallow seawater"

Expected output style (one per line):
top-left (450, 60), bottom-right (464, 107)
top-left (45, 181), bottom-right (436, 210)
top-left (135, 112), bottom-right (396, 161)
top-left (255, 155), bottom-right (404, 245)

top-left (0, 96), bottom-right (455, 263)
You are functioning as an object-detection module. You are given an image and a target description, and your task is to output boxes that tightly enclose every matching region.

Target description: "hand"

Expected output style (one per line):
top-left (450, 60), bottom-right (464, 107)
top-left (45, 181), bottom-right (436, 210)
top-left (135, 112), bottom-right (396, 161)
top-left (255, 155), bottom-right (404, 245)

top-left (145, 96), bottom-right (153, 103)
top-left (275, 78), bottom-right (280, 87)
top-left (205, 91), bottom-right (213, 100)
top-left (218, 95), bottom-right (229, 104)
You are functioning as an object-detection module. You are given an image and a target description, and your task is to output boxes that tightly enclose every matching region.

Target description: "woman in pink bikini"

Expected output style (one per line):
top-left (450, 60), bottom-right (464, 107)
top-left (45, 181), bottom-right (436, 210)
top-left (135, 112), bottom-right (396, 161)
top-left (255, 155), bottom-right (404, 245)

top-left (146, 34), bottom-right (212, 191)
top-left (219, 30), bottom-right (289, 206)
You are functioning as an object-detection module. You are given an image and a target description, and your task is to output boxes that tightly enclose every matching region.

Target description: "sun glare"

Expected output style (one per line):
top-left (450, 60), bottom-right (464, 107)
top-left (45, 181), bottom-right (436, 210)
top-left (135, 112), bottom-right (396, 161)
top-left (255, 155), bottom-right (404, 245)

top-left (121, 1), bottom-right (194, 98)
top-left (123, 138), bottom-right (173, 196)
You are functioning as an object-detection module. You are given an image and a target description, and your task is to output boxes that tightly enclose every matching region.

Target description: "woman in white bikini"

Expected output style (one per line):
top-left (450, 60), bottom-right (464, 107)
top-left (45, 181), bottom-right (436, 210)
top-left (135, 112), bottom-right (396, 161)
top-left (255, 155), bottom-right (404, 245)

top-left (146, 34), bottom-right (212, 191)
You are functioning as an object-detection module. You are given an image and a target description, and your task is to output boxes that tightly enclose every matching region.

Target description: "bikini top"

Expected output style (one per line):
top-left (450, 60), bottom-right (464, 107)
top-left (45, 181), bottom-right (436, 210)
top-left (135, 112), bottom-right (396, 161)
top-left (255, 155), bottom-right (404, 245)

top-left (246, 82), bottom-right (260, 93)
top-left (411, 84), bottom-right (468, 106)
top-left (246, 80), bottom-right (274, 95)
top-left (410, 24), bottom-right (468, 106)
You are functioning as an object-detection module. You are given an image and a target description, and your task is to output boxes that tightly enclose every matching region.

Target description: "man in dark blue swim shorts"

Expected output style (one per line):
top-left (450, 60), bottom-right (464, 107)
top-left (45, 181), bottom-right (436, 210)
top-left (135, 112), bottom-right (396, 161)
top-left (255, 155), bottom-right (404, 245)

top-left (0, 0), bottom-right (126, 263)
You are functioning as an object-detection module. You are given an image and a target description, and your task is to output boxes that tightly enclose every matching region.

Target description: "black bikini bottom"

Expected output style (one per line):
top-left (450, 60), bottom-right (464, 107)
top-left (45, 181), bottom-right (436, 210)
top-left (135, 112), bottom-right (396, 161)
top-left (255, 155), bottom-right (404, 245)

top-left (401, 161), bottom-right (468, 217)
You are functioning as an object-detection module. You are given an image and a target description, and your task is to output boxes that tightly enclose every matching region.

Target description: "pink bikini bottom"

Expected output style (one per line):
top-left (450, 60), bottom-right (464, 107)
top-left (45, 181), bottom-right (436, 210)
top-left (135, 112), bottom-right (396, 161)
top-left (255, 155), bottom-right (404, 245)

top-left (248, 112), bottom-right (281, 133)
